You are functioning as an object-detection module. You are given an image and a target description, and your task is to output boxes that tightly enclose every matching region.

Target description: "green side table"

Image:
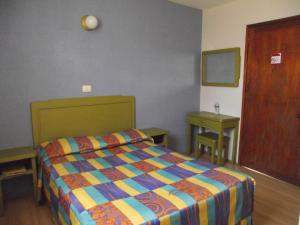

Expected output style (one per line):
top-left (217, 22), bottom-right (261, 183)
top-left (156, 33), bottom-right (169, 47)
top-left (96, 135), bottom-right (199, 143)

top-left (0, 146), bottom-right (37, 215)
top-left (141, 128), bottom-right (169, 147)
top-left (186, 111), bottom-right (240, 164)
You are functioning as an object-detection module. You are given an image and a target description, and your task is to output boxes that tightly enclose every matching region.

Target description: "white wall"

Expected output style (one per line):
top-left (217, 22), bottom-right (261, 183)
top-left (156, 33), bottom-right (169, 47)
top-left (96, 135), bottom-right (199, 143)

top-left (200, 0), bottom-right (300, 159)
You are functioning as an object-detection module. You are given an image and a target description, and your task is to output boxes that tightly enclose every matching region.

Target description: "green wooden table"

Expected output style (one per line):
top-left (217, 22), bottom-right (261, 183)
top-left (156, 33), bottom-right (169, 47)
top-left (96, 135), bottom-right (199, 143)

top-left (186, 111), bottom-right (240, 165)
top-left (0, 146), bottom-right (37, 215)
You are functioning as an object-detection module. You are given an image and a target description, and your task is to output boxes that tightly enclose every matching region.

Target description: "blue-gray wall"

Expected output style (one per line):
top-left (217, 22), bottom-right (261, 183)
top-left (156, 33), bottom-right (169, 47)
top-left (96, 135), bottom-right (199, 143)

top-left (0, 0), bottom-right (202, 152)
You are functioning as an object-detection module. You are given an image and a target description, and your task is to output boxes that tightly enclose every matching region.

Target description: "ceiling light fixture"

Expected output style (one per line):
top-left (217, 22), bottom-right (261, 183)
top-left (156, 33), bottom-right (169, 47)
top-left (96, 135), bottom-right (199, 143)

top-left (81, 15), bottom-right (99, 31)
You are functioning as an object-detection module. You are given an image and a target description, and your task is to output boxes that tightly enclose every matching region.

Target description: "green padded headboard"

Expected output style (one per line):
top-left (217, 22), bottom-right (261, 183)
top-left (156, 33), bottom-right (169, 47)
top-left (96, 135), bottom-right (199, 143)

top-left (31, 96), bottom-right (135, 146)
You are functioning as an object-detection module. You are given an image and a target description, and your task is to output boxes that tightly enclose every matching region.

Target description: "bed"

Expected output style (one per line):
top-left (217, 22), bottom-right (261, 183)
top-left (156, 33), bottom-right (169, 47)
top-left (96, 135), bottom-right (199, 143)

top-left (31, 96), bottom-right (255, 225)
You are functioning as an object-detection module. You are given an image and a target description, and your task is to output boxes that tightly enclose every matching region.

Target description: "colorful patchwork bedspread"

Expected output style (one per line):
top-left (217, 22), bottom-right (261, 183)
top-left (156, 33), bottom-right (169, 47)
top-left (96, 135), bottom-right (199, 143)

top-left (37, 129), bottom-right (255, 225)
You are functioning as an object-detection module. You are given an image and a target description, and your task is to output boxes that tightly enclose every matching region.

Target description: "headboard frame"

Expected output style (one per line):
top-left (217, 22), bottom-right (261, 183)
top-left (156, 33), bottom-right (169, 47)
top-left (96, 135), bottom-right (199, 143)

top-left (31, 96), bottom-right (135, 147)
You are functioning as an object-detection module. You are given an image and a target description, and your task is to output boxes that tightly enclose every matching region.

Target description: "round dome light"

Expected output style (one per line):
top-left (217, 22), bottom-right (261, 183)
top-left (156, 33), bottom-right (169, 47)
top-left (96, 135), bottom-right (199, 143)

top-left (81, 15), bottom-right (99, 31)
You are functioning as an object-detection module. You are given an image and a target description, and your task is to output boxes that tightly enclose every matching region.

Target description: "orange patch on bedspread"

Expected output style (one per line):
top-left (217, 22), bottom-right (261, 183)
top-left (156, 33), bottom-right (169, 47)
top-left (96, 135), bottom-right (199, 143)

top-left (88, 202), bottom-right (132, 225)
top-left (62, 174), bottom-right (91, 189)
top-left (131, 161), bottom-right (159, 173)
top-left (172, 180), bottom-right (213, 201)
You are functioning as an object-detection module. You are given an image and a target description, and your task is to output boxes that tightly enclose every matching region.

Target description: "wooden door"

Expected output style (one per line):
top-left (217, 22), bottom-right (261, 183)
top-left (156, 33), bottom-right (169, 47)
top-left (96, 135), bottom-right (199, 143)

top-left (240, 16), bottom-right (300, 185)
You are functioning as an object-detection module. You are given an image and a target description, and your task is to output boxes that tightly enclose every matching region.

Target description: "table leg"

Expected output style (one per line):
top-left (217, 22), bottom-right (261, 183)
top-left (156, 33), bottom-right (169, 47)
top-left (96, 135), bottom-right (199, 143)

top-left (217, 128), bottom-right (224, 165)
top-left (163, 134), bottom-right (168, 148)
top-left (31, 157), bottom-right (37, 202)
top-left (200, 127), bottom-right (206, 154)
top-left (232, 124), bottom-right (240, 164)
top-left (195, 134), bottom-right (200, 158)
top-left (0, 180), bottom-right (3, 216)
top-left (185, 124), bottom-right (193, 155)
top-left (210, 146), bottom-right (216, 164)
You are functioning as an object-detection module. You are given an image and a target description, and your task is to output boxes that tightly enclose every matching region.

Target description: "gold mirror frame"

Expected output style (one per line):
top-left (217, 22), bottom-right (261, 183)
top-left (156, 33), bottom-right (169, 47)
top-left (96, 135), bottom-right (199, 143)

top-left (202, 47), bottom-right (241, 87)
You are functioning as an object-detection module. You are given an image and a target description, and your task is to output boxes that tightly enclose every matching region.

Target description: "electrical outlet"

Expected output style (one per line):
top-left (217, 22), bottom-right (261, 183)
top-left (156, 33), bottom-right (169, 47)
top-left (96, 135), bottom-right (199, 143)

top-left (82, 85), bottom-right (92, 93)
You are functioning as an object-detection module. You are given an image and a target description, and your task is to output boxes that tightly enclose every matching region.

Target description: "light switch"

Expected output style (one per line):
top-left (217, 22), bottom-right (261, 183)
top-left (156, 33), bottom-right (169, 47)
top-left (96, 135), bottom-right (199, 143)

top-left (82, 85), bottom-right (92, 93)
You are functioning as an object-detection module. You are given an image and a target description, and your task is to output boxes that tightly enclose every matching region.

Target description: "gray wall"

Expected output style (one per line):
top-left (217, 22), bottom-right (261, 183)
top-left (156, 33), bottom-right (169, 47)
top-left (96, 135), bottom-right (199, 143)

top-left (0, 0), bottom-right (202, 152)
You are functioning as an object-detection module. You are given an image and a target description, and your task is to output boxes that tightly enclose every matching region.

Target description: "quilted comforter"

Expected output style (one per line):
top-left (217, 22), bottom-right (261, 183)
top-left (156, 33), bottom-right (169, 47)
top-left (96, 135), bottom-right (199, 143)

top-left (37, 129), bottom-right (255, 225)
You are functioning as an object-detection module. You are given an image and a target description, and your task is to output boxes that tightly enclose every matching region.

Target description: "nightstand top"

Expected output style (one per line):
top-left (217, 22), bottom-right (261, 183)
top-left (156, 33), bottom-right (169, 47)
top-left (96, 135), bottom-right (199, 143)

top-left (0, 146), bottom-right (36, 163)
top-left (141, 128), bottom-right (169, 136)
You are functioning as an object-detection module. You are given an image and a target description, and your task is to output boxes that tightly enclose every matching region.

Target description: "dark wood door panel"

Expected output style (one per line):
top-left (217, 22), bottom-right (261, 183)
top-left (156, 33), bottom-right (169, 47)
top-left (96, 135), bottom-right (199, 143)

top-left (240, 15), bottom-right (300, 185)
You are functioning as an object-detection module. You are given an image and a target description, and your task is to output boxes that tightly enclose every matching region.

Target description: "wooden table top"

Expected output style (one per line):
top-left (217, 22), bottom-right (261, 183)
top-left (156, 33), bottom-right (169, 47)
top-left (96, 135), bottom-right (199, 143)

top-left (0, 146), bottom-right (36, 163)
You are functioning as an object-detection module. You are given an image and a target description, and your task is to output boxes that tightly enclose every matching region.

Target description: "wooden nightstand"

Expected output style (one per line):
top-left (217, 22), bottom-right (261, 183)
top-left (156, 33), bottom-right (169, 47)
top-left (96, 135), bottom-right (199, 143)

top-left (141, 128), bottom-right (169, 147)
top-left (0, 146), bottom-right (37, 215)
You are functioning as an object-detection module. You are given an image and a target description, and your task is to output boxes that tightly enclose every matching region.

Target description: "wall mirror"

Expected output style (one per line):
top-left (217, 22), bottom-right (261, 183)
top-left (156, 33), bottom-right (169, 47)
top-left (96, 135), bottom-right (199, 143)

top-left (202, 47), bottom-right (240, 87)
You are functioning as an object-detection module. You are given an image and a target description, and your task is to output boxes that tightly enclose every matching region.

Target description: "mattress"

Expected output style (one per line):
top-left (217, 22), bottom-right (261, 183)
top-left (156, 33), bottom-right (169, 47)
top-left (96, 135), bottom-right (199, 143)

top-left (37, 129), bottom-right (255, 225)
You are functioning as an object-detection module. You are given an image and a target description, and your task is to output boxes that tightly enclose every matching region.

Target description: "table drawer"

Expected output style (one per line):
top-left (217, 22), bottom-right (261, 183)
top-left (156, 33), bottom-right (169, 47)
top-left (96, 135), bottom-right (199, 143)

top-left (187, 116), bottom-right (220, 130)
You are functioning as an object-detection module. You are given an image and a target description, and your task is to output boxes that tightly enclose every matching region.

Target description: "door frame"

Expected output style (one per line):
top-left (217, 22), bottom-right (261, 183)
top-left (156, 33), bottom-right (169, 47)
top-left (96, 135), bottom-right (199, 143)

top-left (239, 15), bottom-right (300, 164)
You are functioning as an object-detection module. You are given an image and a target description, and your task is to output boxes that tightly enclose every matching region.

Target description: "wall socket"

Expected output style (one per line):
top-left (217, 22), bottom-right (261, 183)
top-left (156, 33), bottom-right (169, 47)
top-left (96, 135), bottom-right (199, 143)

top-left (82, 85), bottom-right (92, 93)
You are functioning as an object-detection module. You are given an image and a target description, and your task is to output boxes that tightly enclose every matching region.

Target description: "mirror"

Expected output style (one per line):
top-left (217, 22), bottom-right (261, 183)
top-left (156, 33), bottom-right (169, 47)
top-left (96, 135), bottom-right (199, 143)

top-left (202, 47), bottom-right (240, 87)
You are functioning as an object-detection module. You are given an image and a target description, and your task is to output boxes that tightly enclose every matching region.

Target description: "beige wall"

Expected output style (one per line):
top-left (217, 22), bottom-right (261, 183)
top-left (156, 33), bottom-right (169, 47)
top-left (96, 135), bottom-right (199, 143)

top-left (200, 0), bottom-right (300, 159)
